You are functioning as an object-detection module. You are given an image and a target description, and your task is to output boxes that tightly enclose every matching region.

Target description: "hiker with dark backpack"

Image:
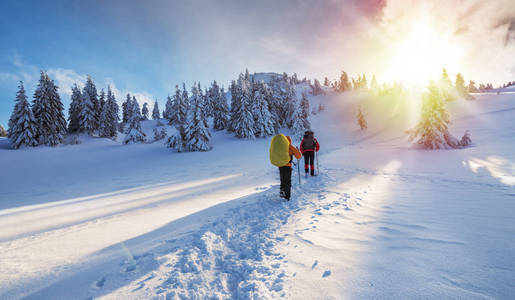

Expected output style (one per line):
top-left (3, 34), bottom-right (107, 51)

top-left (300, 131), bottom-right (320, 176)
top-left (270, 134), bottom-right (302, 201)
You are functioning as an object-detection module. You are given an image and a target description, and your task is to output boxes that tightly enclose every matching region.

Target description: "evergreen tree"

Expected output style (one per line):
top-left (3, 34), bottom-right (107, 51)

top-left (82, 76), bottom-right (99, 130)
top-left (184, 83), bottom-right (211, 151)
top-left (311, 79), bottom-right (324, 96)
top-left (251, 85), bottom-right (275, 137)
top-left (122, 93), bottom-right (131, 124)
top-left (168, 89), bottom-right (179, 125)
top-left (360, 74), bottom-right (368, 90)
top-left (468, 80), bottom-right (478, 93)
top-left (152, 100), bottom-right (160, 120)
top-left (232, 80), bottom-right (255, 139)
top-left (455, 73), bottom-right (467, 96)
top-left (123, 98), bottom-right (146, 144)
top-left (285, 80), bottom-right (298, 128)
top-left (407, 80), bottom-right (451, 149)
top-left (132, 96), bottom-right (142, 121)
top-left (370, 75), bottom-right (379, 91)
top-left (7, 81), bottom-right (37, 148)
top-left (440, 68), bottom-right (457, 102)
top-left (228, 79), bottom-right (242, 132)
top-left (338, 71), bottom-right (351, 92)
top-left (163, 94), bottom-right (173, 121)
top-left (299, 92), bottom-right (311, 130)
top-left (98, 85), bottom-right (119, 138)
top-left (142, 102), bottom-right (149, 120)
top-left (67, 84), bottom-right (82, 133)
top-left (79, 85), bottom-right (97, 134)
top-left (207, 80), bottom-right (221, 118)
top-left (357, 106), bottom-right (367, 130)
top-left (324, 77), bottom-right (330, 86)
top-left (32, 72), bottom-right (67, 146)
top-left (213, 86), bottom-right (229, 131)
top-left (292, 73), bottom-right (299, 84)
top-left (181, 83), bottom-right (189, 122)
top-left (153, 127), bottom-right (167, 141)
top-left (99, 88), bottom-right (106, 112)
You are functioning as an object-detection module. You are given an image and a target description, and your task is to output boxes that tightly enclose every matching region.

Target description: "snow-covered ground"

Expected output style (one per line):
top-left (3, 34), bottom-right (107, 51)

top-left (0, 89), bottom-right (514, 299)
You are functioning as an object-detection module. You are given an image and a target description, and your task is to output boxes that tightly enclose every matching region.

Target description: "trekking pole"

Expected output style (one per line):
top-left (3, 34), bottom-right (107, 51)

top-left (316, 151), bottom-right (320, 176)
top-left (297, 158), bottom-right (301, 185)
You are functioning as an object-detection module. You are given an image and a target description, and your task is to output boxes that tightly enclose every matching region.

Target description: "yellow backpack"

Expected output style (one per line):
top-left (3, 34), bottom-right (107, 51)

top-left (270, 134), bottom-right (290, 167)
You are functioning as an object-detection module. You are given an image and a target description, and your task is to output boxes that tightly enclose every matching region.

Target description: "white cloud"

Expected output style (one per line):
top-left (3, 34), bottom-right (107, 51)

top-left (47, 68), bottom-right (87, 96)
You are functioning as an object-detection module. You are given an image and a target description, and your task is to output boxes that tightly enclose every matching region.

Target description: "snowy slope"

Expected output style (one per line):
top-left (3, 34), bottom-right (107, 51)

top-left (1, 89), bottom-right (514, 299)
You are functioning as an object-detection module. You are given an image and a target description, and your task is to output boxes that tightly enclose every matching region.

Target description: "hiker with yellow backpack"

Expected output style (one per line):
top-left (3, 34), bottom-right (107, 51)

top-left (270, 134), bottom-right (302, 201)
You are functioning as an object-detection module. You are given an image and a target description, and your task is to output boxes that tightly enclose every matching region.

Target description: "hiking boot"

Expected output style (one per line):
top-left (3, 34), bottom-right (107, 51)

top-left (280, 190), bottom-right (286, 198)
top-left (311, 170), bottom-right (315, 176)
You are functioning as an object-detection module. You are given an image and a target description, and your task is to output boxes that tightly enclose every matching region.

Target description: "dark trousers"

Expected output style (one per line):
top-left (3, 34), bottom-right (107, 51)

top-left (279, 166), bottom-right (292, 199)
top-left (303, 151), bottom-right (315, 175)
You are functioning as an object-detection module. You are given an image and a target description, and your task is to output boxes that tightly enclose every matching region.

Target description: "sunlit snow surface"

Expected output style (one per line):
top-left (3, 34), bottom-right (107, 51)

top-left (0, 88), bottom-right (514, 299)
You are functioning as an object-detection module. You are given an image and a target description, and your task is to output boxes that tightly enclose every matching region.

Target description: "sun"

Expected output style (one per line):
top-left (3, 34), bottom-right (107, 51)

top-left (383, 18), bottom-right (464, 87)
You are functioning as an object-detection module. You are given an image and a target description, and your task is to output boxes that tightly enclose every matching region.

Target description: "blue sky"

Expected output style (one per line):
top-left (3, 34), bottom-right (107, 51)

top-left (1, 0), bottom-right (514, 127)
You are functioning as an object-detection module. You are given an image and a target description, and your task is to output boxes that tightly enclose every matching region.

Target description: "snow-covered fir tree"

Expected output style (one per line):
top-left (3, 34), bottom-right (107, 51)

top-left (165, 124), bottom-right (186, 152)
top-left (82, 76), bottom-right (99, 130)
top-left (123, 99), bottom-right (146, 144)
top-left (311, 79), bottom-right (324, 96)
top-left (455, 73), bottom-right (467, 97)
top-left (287, 90), bottom-right (310, 138)
top-left (171, 84), bottom-right (188, 126)
top-left (357, 106), bottom-right (367, 130)
top-left (79, 85), bottom-right (97, 135)
top-left (7, 81), bottom-right (37, 148)
top-left (232, 79), bottom-right (255, 139)
top-left (284, 80), bottom-right (298, 128)
top-left (228, 79), bottom-right (242, 132)
top-left (98, 88), bottom-right (106, 112)
top-left (98, 86), bottom-right (119, 139)
top-left (337, 71), bottom-right (352, 92)
top-left (206, 80), bottom-right (222, 118)
top-left (370, 75), bottom-right (379, 92)
top-left (184, 83), bottom-right (211, 151)
top-left (299, 92), bottom-right (311, 130)
top-left (468, 80), bottom-right (478, 93)
top-left (152, 100), bottom-right (160, 120)
top-left (142, 102), bottom-right (149, 120)
top-left (251, 83), bottom-right (275, 137)
top-left (407, 80), bottom-right (469, 149)
top-left (440, 68), bottom-right (457, 102)
top-left (32, 72), bottom-right (67, 146)
top-left (122, 94), bottom-right (131, 124)
top-left (180, 83), bottom-right (189, 122)
top-left (212, 85), bottom-right (229, 131)
top-left (163, 94), bottom-right (173, 121)
top-left (153, 127), bottom-right (167, 141)
top-left (132, 96), bottom-right (142, 121)
top-left (166, 84), bottom-right (190, 151)
top-left (67, 84), bottom-right (82, 133)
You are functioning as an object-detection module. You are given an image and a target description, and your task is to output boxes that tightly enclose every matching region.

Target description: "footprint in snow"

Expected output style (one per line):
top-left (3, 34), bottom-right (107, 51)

top-left (322, 270), bottom-right (332, 278)
top-left (95, 276), bottom-right (106, 288)
top-left (312, 260), bottom-right (318, 269)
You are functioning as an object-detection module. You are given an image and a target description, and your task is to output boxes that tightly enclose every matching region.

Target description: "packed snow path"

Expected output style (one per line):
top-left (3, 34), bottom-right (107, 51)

top-left (1, 92), bottom-right (514, 299)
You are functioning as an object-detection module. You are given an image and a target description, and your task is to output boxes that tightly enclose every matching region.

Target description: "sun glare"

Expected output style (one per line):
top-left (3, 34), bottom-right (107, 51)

top-left (384, 19), bottom-right (464, 87)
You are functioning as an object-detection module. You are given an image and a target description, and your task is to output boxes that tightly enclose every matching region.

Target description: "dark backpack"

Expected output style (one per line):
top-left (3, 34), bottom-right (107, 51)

top-left (302, 131), bottom-right (315, 150)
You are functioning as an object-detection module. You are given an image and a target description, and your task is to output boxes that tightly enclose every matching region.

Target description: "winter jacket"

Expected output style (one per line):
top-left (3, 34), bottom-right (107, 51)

top-left (285, 136), bottom-right (302, 167)
top-left (300, 137), bottom-right (320, 154)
